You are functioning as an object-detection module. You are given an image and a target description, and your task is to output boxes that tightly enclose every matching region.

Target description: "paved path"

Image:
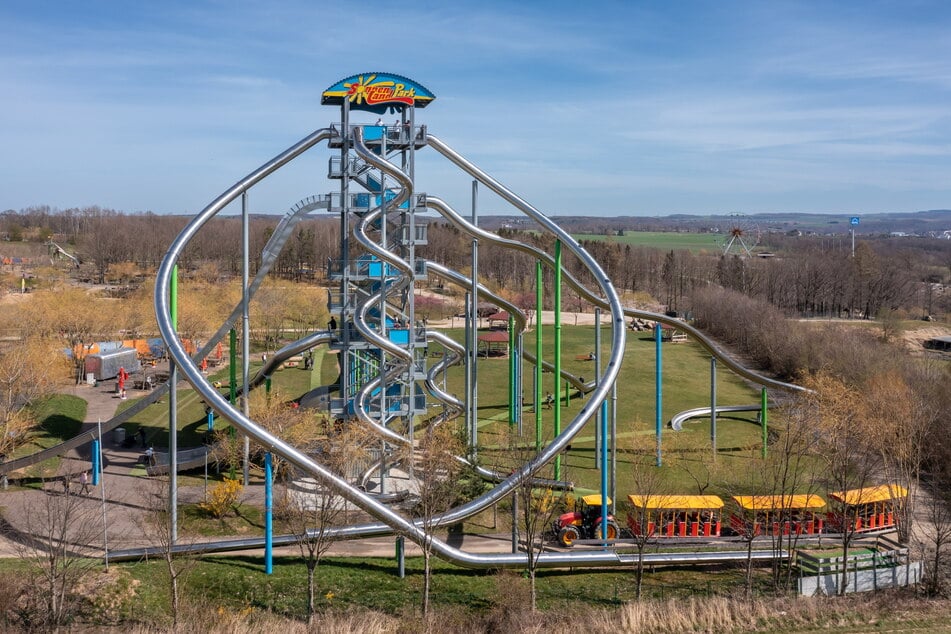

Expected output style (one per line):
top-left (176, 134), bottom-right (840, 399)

top-left (0, 382), bottom-right (516, 561)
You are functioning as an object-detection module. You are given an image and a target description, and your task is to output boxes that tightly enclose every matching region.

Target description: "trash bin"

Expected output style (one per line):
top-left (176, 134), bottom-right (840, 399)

top-left (113, 427), bottom-right (126, 446)
top-left (86, 373), bottom-right (96, 385)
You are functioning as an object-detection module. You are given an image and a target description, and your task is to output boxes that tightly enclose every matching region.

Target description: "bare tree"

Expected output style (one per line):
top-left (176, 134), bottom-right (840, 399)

top-left (15, 287), bottom-right (110, 383)
top-left (864, 368), bottom-right (936, 545)
top-left (13, 483), bottom-right (101, 629)
top-left (408, 423), bottom-right (464, 617)
top-left (626, 448), bottom-right (673, 599)
top-left (763, 396), bottom-right (823, 592)
top-left (804, 373), bottom-right (880, 596)
top-left (918, 488), bottom-right (951, 597)
top-left (279, 463), bottom-right (347, 623)
top-left (136, 477), bottom-right (200, 630)
top-left (719, 451), bottom-right (769, 599)
top-left (502, 430), bottom-right (567, 611)
top-left (0, 338), bottom-right (70, 457)
top-left (278, 425), bottom-right (370, 624)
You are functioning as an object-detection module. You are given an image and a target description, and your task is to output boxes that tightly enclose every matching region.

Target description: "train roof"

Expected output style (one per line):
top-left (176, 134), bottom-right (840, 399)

top-left (627, 494), bottom-right (724, 510)
top-left (732, 494), bottom-right (826, 511)
top-left (580, 494), bottom-right (611, 506)
top-left (829, 484), bottom-right (907, 506)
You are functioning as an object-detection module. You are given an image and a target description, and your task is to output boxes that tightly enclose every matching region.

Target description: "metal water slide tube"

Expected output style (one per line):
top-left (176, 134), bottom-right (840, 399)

top-left (243, 282), bottom-right (557, 490)
top-left (345, 130), bottom-right (593, 488)
top-left (348, 130), bottom-right (625, 499)
top-left (249, 331), bottom-right (333, 390)
top-left (153, 127), bottom-right (653, 569)
top-left (670, 404), bottom-right (769, 432)
top-left (423, 330), bottom-right (465, 411)
top-left (417, 151), bottom-right (806, 397)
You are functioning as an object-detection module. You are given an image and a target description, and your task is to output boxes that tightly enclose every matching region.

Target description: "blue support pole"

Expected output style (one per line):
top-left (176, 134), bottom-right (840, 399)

top-left (91, 439), bottom-right (100, 486)
top-left (655, 322), bottom-right (663, 467)
top-left (264, 452), bottom-right (273, 574)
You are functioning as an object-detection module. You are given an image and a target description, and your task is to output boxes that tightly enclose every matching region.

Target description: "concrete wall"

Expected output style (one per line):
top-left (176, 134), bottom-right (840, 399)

top-left (799, 561), bottom-right (922, 595)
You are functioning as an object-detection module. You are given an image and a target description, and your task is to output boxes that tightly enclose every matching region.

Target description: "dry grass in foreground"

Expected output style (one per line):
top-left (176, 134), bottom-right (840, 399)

top-left (111, 590), bottom-right (951, 634)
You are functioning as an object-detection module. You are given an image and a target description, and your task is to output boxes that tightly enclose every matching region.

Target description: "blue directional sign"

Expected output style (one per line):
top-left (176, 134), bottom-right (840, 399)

top-left (850, 216), bottom-right (860, 226)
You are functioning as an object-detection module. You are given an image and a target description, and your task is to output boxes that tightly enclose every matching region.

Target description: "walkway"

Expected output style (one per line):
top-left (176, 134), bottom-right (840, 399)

top-left (0, 381), bottom-right (515, 561)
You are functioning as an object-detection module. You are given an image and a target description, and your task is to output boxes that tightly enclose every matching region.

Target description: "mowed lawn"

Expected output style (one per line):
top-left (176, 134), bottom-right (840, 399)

top-left (433, 324), bottom-right (771, 497)
top-left (573, 231), bottom-right (726, 254)
top-left (116, 323), bottom-right (787, 500)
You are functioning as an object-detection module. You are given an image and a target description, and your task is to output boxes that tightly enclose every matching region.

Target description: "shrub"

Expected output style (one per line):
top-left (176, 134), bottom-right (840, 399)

top-left (199, 478), bottom-right (243, 518)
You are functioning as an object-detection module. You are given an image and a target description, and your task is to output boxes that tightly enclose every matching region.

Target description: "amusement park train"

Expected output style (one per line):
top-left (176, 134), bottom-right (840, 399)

top-left (555, 484), bottom-right (907, 546)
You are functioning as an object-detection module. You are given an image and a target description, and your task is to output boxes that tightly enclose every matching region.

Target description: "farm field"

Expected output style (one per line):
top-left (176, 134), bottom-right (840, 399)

top-left (572, 231), bottom-right (727, 254)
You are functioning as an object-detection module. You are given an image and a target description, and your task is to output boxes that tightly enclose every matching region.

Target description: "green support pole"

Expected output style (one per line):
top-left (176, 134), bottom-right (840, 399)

top-left (508, 314), bottom-right (515, 427)
top-left (761, 387), bottom-right (768, 459)
top-left (554, 240), bottom-right (562, 480)
top-left (655, 322), bottom-right (663, 467)
top-left (229, 328), bottom-right (237, 406)
top-left (169, 264), bottom-right (179, 544)
top-left (535, 261), bottom-right (543, 452)
top-left (565, 379), bottom-right (570, 406)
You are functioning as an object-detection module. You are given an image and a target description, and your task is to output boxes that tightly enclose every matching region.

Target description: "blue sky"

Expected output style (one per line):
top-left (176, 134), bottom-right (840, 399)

top-left (2, 0), bottom-right (950, 217)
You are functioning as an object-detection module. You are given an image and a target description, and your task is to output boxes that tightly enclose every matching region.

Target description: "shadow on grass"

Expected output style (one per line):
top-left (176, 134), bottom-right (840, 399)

top-left (36, 412), bottom-right (84, 442)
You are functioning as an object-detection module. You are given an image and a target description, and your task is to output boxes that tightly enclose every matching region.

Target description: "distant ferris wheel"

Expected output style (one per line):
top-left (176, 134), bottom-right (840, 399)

top-left (721, 213), bottom-right (761, 257)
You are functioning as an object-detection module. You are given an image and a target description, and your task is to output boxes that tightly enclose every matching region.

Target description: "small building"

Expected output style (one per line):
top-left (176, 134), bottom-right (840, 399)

top-left (485, 311), bottom-right (510, 330)
top-left (477, 330), bottom-right (509, 357)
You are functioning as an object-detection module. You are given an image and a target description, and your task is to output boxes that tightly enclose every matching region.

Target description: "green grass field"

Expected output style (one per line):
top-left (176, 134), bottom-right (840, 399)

top-left (107, 553), bottom-right (751, 622)
top-left (573, 231), bottom-right (727, 254)
top-left (11, 394), bottom-right (86, 478)
top-left (416, 324), bottom-right (771, 500)
top-left (102, 319), bottom-right (773, 495)
top-left (107, 322), bottom-right (789, 517)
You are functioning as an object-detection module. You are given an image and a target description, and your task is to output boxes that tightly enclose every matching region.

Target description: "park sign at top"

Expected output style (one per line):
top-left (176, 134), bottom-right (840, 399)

top-left (321, 73), bottom-right (435, 113)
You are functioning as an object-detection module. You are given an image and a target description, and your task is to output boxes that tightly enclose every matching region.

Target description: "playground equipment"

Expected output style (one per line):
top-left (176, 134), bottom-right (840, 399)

top-left (554, 494), bottom-right (620, 546)
top-left (46, 239), bottom-right (81, 267)
top-left (3, 72), bottom-right (815, 571)
top-left (149, 73), bottom-right (631, 568)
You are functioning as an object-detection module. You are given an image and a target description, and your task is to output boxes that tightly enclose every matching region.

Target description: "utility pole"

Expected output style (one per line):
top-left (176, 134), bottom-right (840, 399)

top-left (850, 216), bottom-right (859, 257)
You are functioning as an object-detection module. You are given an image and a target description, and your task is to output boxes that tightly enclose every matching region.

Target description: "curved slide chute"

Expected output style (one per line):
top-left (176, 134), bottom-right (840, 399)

top-left (669, 404), bottom-right (769, 432)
